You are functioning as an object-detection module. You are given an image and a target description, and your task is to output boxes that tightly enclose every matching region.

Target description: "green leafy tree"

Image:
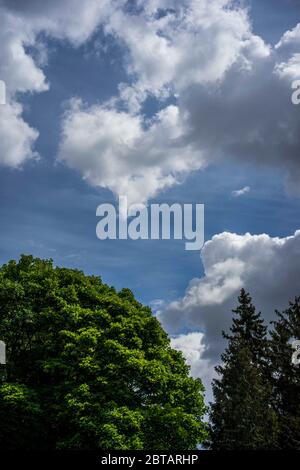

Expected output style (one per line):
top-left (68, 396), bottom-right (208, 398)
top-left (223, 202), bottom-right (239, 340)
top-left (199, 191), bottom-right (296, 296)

top-left (0, 255), bottom-right (207, 450)
top-left (209, 289), bottom-right (278, 449)
top-left (269, 298), bottom-right (300, 449)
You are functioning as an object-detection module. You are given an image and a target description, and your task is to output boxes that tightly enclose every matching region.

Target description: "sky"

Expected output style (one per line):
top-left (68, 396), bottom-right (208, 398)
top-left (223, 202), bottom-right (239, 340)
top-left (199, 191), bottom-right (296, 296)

top-left (0, 0), bottom-right (300, 401)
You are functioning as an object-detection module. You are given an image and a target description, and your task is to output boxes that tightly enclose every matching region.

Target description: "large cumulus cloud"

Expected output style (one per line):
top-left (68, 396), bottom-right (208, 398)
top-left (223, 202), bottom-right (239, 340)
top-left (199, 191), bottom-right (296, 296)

top-left (159, 229), bottom-right (300, 401)
top-left (58, 0), bottom-right (300, 203)
top-left (159, 230), bottom-right (300, 366)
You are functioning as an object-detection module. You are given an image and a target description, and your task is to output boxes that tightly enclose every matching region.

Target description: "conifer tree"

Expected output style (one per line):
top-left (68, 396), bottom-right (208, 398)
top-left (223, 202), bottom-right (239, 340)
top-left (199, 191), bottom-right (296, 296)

top-left (270, 298), bottom-right (300, 449)
top-left (209, 289), bottom-right (278, 449)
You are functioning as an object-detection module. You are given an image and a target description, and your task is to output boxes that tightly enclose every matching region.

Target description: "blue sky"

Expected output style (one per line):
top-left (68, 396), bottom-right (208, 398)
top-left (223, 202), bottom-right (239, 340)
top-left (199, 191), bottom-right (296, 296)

top-left (0, 0), bottom-right (300, 394)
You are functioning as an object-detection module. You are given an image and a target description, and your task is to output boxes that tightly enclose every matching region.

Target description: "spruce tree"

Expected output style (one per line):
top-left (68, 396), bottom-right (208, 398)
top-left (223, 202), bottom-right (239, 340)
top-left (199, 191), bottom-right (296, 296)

top-left (270, 298), bottom-right (300, 449)
top-left (209, 289), bottom-right (278, 449)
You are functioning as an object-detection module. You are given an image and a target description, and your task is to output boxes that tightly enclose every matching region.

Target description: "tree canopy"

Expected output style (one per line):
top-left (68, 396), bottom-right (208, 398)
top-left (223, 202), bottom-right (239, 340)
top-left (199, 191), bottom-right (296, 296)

top-left (0, 255), bottom-right (207, 450)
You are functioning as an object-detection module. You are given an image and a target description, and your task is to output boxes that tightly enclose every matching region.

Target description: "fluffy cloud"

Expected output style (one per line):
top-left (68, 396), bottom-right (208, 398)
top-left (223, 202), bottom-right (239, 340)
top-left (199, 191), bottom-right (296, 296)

top-left (0, 10), bottom-right (48, 96)
top-left (0, 0), bottom-right (115, 46)
top-left (0, 0), bottom-right (117, 168)
top-left (159, 230), bottom-right (300, 367)
top-left (58, 99), bottom-right (202, 204)
top-left (58, 0), bottom-right (300, 203)
top-left (275, 23), bottom-right (300, 53)
top-left (58, 0), bottom-right (267, 203)
top-left (0, 7), bottom-right (47, 167)
top-left (275, 26), bottom-right (300, 80)
top-left (0, 102), bottom-right (39, 167)
top-left (159, 229), bottom-right (300, 399)
top-left (108, 0), bottom-right (256, 96)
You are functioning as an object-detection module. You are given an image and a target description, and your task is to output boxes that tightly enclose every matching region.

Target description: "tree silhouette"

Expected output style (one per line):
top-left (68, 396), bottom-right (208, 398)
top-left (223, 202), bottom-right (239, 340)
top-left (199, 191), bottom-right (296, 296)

top-left (209, 289), bottom-right (278, 449)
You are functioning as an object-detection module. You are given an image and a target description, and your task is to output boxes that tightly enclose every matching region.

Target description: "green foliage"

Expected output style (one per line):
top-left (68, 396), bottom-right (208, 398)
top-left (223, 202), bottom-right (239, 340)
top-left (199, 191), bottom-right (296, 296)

top-left (209, 289), bottom-right (279, 449)
top-left (0, 255), bottom-right (207, 450)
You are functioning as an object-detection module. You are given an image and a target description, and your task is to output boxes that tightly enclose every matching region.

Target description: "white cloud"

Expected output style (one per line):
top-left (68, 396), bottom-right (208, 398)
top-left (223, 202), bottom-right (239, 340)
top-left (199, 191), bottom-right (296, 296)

top-left (0, 8), bottom-right (47, 167)
top-left (275, 23), bottom-right (300, 53)
top-left (0, 0), bottom-right (116, 47)
top-left (171, 331), bottom-right (215, 401)
top-left (275, 27), bottom-right (300, 80)
top-left (0, 11), bottom-right (48, 97)
top-left (58, 99), bottom-right (202, 204)
top-left (108, 0), bottom-right (267, 97)
top-left (159, 230), bottom-right (300, 382)
top-left (275, 53), bottom-right (300, 81)
top-left (231, 186), bottom-right (250, 197)
top-left (0, 0), bottom-right (117, 168)
top-left (0, 102), bottom-right (39, 167)
top-left (59, 1), bottom-right (300, 203)
top-left (57, 0), bottom-right (266, 202)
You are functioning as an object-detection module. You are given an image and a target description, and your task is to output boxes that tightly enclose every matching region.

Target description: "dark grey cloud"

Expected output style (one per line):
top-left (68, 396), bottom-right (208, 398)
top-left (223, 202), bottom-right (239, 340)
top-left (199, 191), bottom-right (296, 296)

top-left (179, 50), bottom-right (300, 191)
